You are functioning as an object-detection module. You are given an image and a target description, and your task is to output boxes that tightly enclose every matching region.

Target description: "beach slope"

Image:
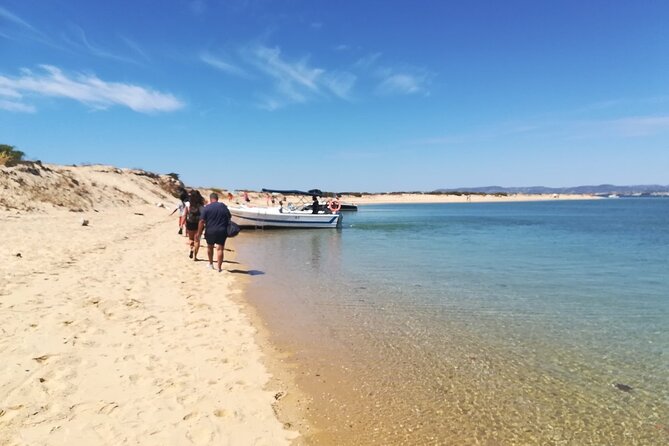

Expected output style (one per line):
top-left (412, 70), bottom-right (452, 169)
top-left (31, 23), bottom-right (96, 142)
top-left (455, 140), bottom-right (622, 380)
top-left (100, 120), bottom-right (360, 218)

top-left (0, 164), bottom-right (296, 445)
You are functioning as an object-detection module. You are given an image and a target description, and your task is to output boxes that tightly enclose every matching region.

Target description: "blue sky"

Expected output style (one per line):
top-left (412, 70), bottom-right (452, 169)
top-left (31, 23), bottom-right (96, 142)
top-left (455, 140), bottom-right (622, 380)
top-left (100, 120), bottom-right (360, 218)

top-left (1, 0), bottom-right (668, 191)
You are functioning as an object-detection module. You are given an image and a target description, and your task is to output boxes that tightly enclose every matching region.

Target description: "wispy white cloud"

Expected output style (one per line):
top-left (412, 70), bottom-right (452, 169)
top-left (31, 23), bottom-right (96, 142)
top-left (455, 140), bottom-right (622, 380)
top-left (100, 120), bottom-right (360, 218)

top-left (412, 113), bottom-right (669, 150)
top-left (200, 51), bottom-right (247, 77)
top-left (0, 85), bottom-right (21, 98)
top-left (256, 95), bottom-right (281, 111)
top-left (0, 5), bottom-right (60, 49)
top-left (376, 73), bottom-right (420, 95)
top-left (321, 71), bottom-right (356, 99)
top-left (607, 115), bottom-right (669, 137)
top-left (572, 96), bottom-right (669, 115)
top-left (120, 36), bottom-right (150, 62)
top-left (375, 69), bottom-right (431, 96)
top-left (353, 52), bottom-right (382, 70)
top-left (574, 99), bottom-right (624, 113)
top-left (351, 52), bottom-right (432, 97)
top-left (204, 43), bottom-right (434, 109)
top-left (0, 65), bottom-right (184, 113)
top-left (62, 25), bottom-right (138, 64)
top-left (242, 45), bottom-right (356, 109)
top-left (0, 6), bottom-right (37, 31)
top-left (252, 45), bottom-right (322, 94)
top-left (0, 99), bottom-right (35, 113)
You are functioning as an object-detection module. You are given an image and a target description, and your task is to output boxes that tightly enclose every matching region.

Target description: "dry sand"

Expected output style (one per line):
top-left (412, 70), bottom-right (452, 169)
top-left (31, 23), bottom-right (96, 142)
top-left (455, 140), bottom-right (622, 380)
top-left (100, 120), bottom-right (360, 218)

top-left (0, 164), bottom-right (297, 445)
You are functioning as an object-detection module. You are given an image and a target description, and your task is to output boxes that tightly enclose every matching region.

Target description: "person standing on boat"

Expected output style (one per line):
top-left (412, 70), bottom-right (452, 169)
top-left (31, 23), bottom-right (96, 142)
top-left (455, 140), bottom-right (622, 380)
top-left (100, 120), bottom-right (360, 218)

top-left (197, 192), bottom-right (232, 272)
top-left (311, 195), bottom-right (319, 214)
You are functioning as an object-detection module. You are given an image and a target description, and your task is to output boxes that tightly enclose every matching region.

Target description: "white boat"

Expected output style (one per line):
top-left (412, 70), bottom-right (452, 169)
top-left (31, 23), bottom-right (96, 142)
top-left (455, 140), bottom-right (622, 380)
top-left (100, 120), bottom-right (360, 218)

top-left (229, 205), bottom-right (342, 229)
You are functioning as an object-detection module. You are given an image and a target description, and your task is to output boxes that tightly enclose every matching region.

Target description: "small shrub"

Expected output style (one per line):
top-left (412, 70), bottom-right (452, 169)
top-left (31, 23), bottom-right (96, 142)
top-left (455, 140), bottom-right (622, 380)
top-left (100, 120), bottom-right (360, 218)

top-left (0, 144), bottom-right (25, 166)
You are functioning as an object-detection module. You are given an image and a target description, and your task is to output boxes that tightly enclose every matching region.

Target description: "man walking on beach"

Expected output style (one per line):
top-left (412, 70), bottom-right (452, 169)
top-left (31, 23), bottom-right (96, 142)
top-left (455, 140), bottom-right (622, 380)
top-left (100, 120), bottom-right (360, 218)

top-left (197, 192), bottom-right (232, 272)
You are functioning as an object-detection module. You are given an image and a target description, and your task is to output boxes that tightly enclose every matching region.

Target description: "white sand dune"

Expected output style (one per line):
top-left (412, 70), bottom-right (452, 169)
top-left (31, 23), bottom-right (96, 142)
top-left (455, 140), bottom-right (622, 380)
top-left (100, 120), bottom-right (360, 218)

top-left (0, 163), bottom-right (181, 212)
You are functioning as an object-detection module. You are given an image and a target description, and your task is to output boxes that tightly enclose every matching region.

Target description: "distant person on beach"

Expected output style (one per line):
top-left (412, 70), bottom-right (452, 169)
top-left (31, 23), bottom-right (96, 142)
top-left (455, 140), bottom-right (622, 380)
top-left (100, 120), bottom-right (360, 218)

top-left (227, 192), bottom-right (233, 202)
top-left (185, 190), bottom-right (205, 260)
top-left (197, 192), bottom-right (232, 272)
top-left (311, 196), bottom-right (319, 214)
top-left (170, 189), bottom-right (189, 234)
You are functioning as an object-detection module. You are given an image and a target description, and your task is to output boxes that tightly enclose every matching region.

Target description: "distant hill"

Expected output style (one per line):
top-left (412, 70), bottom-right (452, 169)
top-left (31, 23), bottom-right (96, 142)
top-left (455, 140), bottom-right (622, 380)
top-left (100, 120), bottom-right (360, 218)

top-left (435, 185), bottom-right (669, 196)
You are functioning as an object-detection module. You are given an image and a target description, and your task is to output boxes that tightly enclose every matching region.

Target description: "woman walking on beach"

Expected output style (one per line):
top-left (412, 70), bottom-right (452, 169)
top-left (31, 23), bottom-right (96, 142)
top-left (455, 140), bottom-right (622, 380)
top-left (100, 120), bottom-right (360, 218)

top-left (185, 190), bottom-right (205, 260)
top-left (169, 189), bottom-right (189, 235)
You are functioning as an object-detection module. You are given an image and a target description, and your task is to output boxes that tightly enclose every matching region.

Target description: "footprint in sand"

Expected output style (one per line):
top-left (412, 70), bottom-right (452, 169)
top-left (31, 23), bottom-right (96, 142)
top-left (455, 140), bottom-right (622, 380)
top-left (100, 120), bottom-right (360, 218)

top-left (32, 355), bottom-right (51, 364)
top-left (213, 409), bottom-right (226, 417)
top-left (98, 402), bottom-right (119, 415)
top-left (124, 298), bottom-right (142, 308)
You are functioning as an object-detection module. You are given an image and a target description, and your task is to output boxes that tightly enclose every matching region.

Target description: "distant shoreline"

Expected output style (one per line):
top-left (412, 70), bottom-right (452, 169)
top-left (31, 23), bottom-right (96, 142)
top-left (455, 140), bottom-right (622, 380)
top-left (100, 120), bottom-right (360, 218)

top-left (338, 192), bottom-right (601, 205)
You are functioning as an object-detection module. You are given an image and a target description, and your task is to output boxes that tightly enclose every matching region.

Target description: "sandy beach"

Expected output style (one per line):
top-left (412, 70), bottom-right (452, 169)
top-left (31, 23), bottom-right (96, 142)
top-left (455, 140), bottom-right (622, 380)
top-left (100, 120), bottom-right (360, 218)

top-left (0, 164), bottom-right (297, 445)
top-left (0, 162), bottom-right (605, 445)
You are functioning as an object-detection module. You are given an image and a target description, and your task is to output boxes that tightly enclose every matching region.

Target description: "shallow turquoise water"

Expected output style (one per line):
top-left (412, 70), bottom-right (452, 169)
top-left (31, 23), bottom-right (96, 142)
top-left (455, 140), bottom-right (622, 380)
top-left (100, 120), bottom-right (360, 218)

top-left (237, 198), bottom-right (669, 444)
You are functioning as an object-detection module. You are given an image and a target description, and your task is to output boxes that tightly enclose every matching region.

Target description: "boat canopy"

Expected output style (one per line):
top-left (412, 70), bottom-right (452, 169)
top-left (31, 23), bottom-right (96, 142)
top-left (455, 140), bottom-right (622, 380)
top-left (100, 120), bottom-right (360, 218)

top-left (261, 188), bottom-right (324, 197)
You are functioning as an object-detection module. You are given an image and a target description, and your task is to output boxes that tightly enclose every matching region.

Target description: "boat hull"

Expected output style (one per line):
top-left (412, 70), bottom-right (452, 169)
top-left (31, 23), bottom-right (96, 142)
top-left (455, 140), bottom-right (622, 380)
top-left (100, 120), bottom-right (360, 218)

top-left (303, 203), bottom-right (358, 212)
top-left (229, 207), bottom-right (341, 228)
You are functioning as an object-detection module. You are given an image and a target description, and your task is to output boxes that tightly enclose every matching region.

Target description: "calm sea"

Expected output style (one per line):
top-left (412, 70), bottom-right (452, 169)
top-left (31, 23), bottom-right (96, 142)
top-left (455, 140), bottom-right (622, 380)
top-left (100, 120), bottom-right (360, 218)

top-left (235, 198), bottom-right (669, 445)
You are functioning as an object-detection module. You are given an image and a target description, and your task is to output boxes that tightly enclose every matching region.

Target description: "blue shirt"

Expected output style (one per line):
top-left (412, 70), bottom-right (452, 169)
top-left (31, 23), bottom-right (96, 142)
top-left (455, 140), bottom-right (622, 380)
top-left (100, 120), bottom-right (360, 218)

top-left (200, 201), bottom-right (231, 233)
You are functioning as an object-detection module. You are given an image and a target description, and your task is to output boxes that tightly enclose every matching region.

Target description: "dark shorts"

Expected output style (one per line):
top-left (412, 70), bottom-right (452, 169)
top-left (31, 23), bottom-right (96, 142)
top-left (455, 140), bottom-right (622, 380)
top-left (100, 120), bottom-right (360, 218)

top-left (185, 221), bottom-right (199, 231)
top-left (205, 229), bottom-right (227, 246)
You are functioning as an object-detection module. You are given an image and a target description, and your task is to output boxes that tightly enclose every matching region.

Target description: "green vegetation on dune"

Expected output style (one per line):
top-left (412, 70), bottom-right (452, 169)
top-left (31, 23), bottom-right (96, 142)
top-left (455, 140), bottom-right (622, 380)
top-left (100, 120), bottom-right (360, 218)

top-left (0, 144), bottom-right (25, 166)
